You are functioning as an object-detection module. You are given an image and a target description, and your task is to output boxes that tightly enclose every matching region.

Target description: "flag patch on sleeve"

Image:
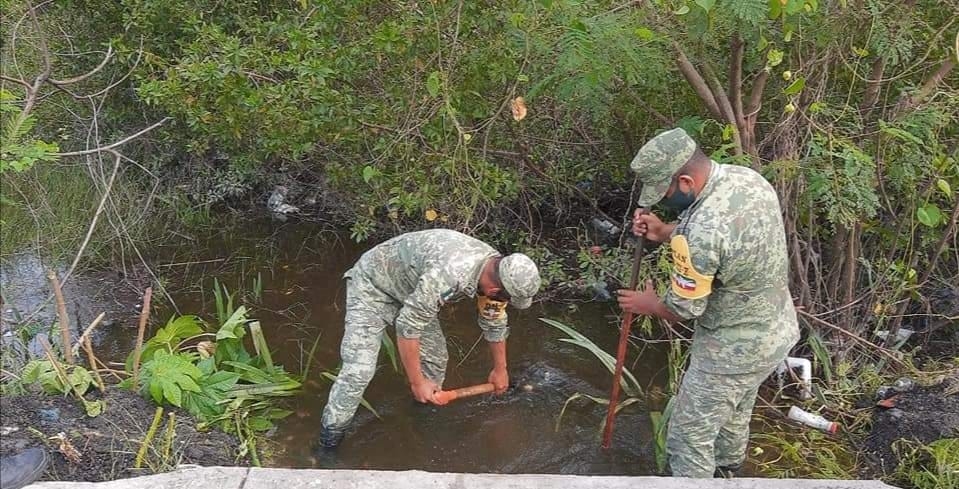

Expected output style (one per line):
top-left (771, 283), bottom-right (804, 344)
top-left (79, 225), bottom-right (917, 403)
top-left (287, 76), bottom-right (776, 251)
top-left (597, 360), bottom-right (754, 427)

top-left (669, 235), bottom-right (714, 299)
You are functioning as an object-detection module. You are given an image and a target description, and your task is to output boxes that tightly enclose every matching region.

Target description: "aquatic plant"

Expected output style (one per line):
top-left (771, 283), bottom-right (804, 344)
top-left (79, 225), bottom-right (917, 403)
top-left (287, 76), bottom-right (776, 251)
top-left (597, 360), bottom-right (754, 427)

top-left (539, 317), bottom-right (644, 434)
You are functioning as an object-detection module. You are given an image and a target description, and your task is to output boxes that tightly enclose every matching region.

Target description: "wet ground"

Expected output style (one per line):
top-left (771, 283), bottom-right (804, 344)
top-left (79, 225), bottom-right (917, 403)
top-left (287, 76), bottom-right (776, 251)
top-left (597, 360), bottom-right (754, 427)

top-left (0, 389), bottom-right (241, 482)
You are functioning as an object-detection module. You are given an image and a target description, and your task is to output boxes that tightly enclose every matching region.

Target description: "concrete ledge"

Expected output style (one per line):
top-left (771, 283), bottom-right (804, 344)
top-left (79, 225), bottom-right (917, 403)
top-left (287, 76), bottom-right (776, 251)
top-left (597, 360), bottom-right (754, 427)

top-left (25, 466), bottom-right (899, 489)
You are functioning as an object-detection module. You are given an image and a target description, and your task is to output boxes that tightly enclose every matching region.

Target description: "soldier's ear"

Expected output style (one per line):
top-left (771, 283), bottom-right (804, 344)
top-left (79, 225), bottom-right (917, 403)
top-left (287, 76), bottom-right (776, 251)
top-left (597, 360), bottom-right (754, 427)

top-left (677, 174), bottom-right (696, 193)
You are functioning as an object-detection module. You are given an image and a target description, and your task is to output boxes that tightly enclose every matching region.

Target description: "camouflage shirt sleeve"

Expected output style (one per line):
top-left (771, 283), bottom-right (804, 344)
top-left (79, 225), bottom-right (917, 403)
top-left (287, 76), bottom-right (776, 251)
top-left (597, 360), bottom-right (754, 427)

top-left (663, 226), bottom-right (723, 320)
top-left (394, 267), bottom-right (457, 339)
top-left (476, 295), bottom-right (510, 342)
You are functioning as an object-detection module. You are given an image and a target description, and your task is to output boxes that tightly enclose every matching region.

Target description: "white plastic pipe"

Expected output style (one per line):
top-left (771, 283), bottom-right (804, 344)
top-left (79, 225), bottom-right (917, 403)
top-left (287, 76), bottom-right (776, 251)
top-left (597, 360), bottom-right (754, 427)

top-left (776, 357), bottom-right (813, 400)
top-left (787, 406), bottom-right (839, 434)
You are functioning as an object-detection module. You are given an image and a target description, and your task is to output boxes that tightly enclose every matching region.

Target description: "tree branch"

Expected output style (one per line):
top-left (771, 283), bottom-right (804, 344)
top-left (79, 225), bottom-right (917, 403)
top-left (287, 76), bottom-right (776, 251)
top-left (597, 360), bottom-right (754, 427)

top-left (701, 61), bottom-right (744, 157)
top-left (55, 117), bottom-right (171, 157)
top-left (0, 75), bottom-right (31, 89)
top-left (894, 57), bottom-right (956, 118)
top-left (729, 33), bottom-right (745, 125)
top-left (673, 41), bottom-right (722, 119)
top-left (48, 45), bottom-right (114, 86)
top-left (860, 58), bottom-right (885, 115)
top-left (919, 197), bottom-right (959, 286)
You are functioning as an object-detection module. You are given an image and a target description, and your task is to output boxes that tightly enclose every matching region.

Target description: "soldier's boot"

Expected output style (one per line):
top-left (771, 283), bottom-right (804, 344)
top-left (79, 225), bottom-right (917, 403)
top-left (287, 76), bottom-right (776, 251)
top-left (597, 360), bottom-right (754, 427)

top-left (1, 447), bottom-right (50, 489)
top-left (713, 462), bottom-right (742, 478)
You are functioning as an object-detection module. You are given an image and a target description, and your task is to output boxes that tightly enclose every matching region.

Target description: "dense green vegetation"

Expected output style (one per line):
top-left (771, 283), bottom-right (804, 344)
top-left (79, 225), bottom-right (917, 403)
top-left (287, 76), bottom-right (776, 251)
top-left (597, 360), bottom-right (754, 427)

top-left (1, 0), bottom-right (956, 483)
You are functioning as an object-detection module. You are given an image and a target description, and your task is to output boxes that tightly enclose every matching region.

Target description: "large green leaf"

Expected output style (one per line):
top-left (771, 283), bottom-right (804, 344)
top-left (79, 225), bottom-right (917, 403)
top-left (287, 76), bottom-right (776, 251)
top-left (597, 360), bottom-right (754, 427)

top-left (141, 350), bottom-right (203, 407)
top-left (216, 306), bottom-right (249, 340)
top-left (154, 315), bottom-right (205, 346)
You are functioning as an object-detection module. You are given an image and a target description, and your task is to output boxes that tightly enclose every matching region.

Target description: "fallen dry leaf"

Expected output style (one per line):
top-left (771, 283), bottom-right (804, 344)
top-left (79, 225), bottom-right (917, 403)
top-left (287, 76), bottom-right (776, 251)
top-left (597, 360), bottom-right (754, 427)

top-left (510, 96), bottom-right (528, 121)
top-left (425, 209), bottom-right (438, 221)
top-left (51, 432), bottom-right (82, 464)
top-left (197, 341), bottom-right (216, 359)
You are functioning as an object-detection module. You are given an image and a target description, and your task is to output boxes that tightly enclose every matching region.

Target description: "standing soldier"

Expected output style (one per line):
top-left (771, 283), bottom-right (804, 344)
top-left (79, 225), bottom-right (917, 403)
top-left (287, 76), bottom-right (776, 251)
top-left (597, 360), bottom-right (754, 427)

top-left (616, 128), bottom-right (800, 478)
top-left (319, 229), bottom-right (541, 448)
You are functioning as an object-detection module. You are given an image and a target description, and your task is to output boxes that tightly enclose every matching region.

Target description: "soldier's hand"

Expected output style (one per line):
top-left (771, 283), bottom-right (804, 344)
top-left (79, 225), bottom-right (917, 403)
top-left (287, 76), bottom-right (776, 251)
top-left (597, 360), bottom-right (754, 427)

top-left (617, 280), bottom-right (659, 315)
top-left (411, 379), bottom-right (441, 404)
top-left (488, 367), bottom-right (509, 395)
top-left (633, 211), bottom-right (668, 243)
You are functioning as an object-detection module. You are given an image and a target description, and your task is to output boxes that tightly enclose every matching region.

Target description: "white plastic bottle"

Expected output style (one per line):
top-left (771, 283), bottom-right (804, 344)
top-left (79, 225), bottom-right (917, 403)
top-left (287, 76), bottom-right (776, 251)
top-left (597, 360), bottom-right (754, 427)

top-left (787, 406), bottom-right (839, 434)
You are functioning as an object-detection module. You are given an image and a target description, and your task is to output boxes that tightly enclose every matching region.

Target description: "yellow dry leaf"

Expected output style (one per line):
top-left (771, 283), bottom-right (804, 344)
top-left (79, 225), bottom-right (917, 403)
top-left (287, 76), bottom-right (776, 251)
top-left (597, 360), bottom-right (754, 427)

top-left (425, 209), bottom-right (438, 221)
top-left (197, 341), bottom-right (216, 359)
top-left (510, 96), bottom-right (528, 121)
top-left (388, 209), bottom-right (399, 220)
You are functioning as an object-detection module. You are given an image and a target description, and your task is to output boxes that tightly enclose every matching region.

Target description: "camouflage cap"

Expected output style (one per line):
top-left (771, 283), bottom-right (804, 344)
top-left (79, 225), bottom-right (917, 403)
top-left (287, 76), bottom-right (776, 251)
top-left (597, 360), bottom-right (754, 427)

top-left (498, 253), bottom-right (540, 309)
top-left (629, 128), bottom-right (697, 207)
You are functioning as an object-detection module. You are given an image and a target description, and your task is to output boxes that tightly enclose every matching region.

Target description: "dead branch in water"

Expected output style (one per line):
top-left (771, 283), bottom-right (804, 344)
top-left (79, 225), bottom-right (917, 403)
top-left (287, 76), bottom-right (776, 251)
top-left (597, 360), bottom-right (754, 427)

top-left (131, 287), bottom-right (153, 389)
top-left (46, 270), bottom-right (74, 365)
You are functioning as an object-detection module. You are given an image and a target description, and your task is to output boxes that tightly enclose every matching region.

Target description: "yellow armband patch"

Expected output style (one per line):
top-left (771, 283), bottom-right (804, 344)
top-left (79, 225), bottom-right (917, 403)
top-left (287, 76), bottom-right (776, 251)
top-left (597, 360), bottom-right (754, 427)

top-left (477, 295), bottom-right (508, 321)
top-left (669, 235), bottom-right (714, 300)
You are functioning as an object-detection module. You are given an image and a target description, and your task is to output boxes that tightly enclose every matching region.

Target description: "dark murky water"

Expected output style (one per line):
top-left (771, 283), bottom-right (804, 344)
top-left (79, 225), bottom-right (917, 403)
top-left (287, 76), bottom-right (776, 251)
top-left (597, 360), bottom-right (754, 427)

top-left (1, 217), bottom-right (768, 476)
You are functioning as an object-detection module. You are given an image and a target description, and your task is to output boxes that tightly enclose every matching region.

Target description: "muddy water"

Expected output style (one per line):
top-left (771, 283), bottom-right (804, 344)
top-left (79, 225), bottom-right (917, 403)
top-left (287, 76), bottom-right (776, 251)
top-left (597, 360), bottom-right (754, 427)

top-left (142, 219), bottom-right (667, 474)
top-left (1, 217), bottom-right (754, 475)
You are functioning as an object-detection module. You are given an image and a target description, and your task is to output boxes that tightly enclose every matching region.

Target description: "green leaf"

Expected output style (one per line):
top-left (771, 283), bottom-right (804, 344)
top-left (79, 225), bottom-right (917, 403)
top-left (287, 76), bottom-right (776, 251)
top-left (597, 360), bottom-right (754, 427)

top-left (362, 165), bottom-right (376, 184)
top-left (768, 0), bottom-right (782, 18)
top-left (216, 306), bottom-right (248, 340)
top-left (83, 399), bottom-right (104, 417)
top-left (141, 350), bottom-right (203, 407)
top-left (380, 333), bottom-right (399, 373)
top-left (426, 71), bottom-right (441, 98)
top-left (634, 27), bottom-right (655, 41)
top-left (783, 77), bottom-right (805, 95)
top-left (784, 0), bottom-right (804, 14)
top-left (694, 0), bottom-right (715, 11)
top-left (68, 367), bottom-right (94, 394)
top-left (21, 360), bottom-right (45, 383)
top-left (917, 205), bottom-right (941, 228)
top-left (936, 179), bottom-right (952, 198)
top-left (162, 380), bottom-right (183, 407)
top-left (155, 316), bottom-right (205, 346)
top-left (674, 5), bottom-right (690, 15)
top-left (766, 49), bottom-right (784, 68)
top-left (149, 380), bottom-right (164, 404)
top-left (247, 416), bottom-right (274, 431)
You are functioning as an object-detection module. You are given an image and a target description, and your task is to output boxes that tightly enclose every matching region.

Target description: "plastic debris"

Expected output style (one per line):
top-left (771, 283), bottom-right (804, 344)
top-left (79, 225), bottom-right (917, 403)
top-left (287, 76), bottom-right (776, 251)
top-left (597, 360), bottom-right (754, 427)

top-left (787, 406), bottom-right (839, 434)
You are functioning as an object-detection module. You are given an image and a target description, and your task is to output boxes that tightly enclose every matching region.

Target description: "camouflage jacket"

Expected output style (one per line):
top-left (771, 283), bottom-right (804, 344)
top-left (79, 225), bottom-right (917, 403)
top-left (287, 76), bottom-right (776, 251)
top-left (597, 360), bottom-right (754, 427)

top-left (664, 161), bottom-right (800, 374)
top-left (345, 229), bottom-right (509, 342)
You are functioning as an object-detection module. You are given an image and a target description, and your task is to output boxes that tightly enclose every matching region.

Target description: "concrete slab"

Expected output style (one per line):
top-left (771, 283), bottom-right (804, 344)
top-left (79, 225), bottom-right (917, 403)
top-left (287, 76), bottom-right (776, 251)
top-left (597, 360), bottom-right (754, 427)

top-left (23, 466), bottom-right (899, 489)
top-left (23, 466), bottom-right (249, 489)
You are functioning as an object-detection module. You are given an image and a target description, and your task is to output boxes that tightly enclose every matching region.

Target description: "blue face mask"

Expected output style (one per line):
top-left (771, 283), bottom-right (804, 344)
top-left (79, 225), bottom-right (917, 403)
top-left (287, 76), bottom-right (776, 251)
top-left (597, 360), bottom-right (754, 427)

top-left (662, 187), bottom-right (696, 212)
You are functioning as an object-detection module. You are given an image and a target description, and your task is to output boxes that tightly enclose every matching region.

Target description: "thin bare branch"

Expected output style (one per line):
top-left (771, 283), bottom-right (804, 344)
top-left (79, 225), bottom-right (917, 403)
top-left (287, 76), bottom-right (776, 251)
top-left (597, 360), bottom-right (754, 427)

top-left (48, 45), bottom-right (114, 85)
top-left (55, 118), bottom-right (170, 157)
top-left (0, 75), bottom-right (32, 89)
top-left (61, 150), bottom-right (121, 284)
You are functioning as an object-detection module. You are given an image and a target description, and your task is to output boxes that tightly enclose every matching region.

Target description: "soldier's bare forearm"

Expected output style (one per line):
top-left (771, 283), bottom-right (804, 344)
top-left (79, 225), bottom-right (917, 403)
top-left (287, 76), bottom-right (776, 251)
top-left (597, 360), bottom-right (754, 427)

top-left (487, 340), bottom-right (507, 371)
top-left (397, 336), bottom-right (427, 384)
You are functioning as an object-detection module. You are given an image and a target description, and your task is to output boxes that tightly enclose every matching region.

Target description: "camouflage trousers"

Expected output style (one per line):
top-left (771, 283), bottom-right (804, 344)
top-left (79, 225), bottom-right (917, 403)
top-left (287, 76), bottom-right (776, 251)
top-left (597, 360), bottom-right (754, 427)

top-left (666, 362), bottom-right (779, 478)
top-left (320, 272), bottom-right (449, 431)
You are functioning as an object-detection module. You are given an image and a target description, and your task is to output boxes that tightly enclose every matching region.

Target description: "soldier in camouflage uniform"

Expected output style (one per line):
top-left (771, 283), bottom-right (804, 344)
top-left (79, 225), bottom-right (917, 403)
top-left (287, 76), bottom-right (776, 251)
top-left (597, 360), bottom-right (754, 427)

top-left (319, 229), bottom-right (541, 448)
top-left (616, 128), bottom-right (800, 478)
